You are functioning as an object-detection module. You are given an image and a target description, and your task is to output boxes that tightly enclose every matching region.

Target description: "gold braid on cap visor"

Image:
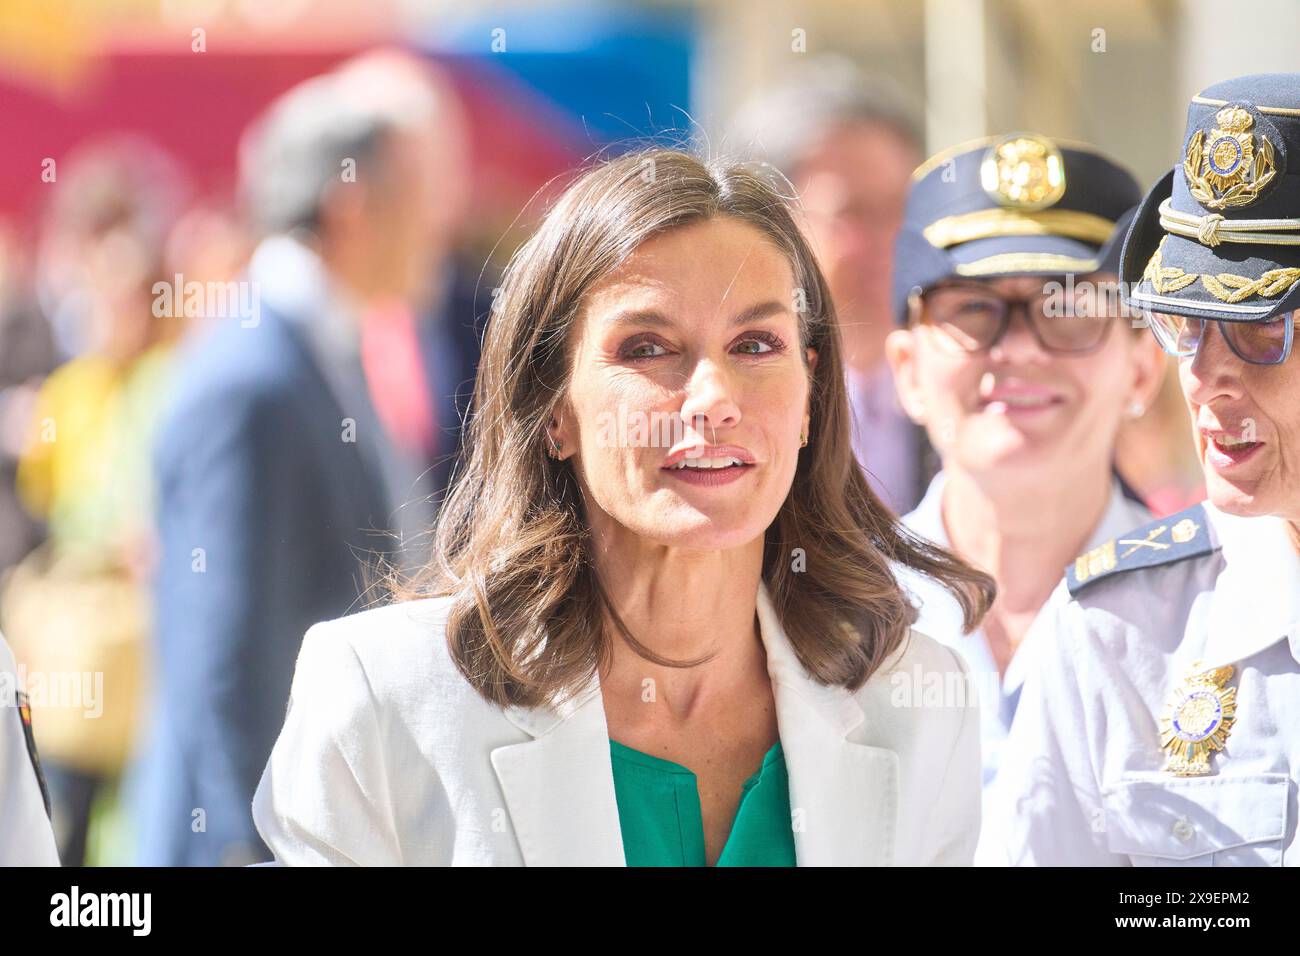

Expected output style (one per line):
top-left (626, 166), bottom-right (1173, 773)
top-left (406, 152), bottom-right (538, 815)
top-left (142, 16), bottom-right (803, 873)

top-left (1140, 236), bottom-right (1300, 307)
top-left (922, 208), bottom-right (1111, 277)
top-left (922, 208), bottom-right (1115, 248)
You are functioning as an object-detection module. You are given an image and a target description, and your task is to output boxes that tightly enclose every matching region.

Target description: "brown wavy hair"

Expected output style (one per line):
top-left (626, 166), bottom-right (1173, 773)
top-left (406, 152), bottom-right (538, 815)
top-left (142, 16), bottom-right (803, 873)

top-left (391, 148), bottom-right (994, 709)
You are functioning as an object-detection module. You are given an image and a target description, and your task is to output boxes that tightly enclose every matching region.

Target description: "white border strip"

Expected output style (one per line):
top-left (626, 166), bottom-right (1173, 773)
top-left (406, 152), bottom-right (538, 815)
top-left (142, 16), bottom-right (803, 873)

top-left (1129, 288), bottom-right (1280, 315)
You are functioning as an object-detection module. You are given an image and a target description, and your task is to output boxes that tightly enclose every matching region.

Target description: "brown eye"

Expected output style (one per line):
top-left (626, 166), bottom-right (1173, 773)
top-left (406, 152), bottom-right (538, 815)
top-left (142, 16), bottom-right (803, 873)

top-left (734, 331), bottom-right (786, 355)
top-left (622, 339), bottom-right (669, 361)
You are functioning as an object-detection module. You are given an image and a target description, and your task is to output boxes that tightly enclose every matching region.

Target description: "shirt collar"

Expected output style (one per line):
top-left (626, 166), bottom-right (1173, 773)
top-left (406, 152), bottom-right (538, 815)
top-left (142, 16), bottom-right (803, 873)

top-left (248, 233), bottom-right (363, 359)
top-left (1090, 479), bottom-right (1155, 551)
top-left (904, 471), bottom-right (949, 545)
top-left (1202, 502), bottom-right (1300, 668)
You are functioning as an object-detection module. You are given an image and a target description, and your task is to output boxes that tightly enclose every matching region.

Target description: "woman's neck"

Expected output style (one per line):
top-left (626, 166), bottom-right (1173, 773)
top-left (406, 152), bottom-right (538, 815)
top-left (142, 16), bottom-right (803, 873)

top-left (939, 464), bottom-right (1113, 677)
top-left (588, 523), bottom-right (767, 723)
top-left (940, 464), bottom-right (1113, 652)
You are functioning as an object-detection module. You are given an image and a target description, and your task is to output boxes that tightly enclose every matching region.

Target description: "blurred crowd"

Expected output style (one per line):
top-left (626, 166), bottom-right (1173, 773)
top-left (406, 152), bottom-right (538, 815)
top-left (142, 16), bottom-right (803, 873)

top-left (0, 49), bottom-right (1203, 866)
top-left (0, 49), bottom-right (487, 865)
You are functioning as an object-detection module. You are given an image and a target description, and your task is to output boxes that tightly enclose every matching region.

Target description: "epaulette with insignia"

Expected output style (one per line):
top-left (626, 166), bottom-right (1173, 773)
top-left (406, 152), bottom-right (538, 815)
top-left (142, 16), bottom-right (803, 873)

top-left (1066, 503), bottom-right (1216, 597)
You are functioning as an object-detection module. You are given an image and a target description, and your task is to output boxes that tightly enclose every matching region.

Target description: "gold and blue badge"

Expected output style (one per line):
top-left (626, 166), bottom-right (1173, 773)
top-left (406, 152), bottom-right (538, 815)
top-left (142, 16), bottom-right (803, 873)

top-left (1158, 661), bottom-right (1237, 776)
top-left (1183, 106), bottom-right (1277, 209)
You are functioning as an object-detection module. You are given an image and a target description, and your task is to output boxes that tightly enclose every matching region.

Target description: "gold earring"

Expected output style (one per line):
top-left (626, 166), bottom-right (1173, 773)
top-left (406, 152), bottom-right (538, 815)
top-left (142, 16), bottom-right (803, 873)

top-left (799, 432), bottom-right (808, 448)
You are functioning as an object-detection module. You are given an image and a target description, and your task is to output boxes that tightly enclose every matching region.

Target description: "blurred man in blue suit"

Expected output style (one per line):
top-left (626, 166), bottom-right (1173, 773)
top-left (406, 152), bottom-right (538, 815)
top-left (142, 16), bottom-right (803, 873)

top-left (134, 51), bottom-right (473, 865)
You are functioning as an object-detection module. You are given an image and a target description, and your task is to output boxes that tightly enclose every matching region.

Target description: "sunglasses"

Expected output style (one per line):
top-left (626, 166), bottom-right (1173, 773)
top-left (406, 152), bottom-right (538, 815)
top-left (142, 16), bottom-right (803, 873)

top-left (913, 282), bottom-right (1114, 355)
top-left (1143, 309), bottom-right (1298, 366)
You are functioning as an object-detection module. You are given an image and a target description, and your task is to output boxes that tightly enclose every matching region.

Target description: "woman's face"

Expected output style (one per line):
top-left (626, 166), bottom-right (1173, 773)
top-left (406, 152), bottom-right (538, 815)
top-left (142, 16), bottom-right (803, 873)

top-left (1180, 315), bottom-right (1300, 522)
top-left (885, 274), bottom-right (1163, 487)
top-left (552, 216), bottom-right (816, 551)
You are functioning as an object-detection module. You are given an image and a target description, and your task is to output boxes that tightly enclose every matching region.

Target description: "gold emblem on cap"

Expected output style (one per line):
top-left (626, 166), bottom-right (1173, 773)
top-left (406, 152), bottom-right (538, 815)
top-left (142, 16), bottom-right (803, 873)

top-left (1158, 661), bottom-right (1237, 776)
top-left (980, 134), bottom-right (1066, 210)
top-left (1184, 106), bottom-right (1277, 209)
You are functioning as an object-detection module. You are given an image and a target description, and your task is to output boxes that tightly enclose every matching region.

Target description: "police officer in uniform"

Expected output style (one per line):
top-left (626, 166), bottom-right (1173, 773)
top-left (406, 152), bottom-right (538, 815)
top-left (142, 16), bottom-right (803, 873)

top-left (886, 133), bottom-right (1161, 806)
top-left (1, 630), bottom-right (60, 865)
top-left (981, 74), bottom-right (1300, 866)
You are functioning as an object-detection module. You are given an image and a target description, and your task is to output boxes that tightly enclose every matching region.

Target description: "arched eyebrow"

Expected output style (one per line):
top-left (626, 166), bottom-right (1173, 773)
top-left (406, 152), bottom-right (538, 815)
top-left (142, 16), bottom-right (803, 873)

top-left (604, 300), bottom-right (791, 331)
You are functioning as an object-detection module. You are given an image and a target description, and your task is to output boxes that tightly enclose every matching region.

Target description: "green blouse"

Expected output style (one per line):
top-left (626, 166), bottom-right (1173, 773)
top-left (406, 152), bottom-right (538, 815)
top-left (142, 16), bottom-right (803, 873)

top-left (608, 738), bottom-right (796, 867)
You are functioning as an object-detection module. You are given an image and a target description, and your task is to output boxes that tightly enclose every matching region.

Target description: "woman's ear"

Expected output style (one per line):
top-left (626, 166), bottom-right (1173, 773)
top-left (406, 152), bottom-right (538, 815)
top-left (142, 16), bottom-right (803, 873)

top-left (884, 329), bottom-right (927, 424)
top-left (1125, 328), bottom-right (1168, 417)
top-left (802, 348), bottom-right (818, 436)
top-left (546, 402), bottom-right (576, 459)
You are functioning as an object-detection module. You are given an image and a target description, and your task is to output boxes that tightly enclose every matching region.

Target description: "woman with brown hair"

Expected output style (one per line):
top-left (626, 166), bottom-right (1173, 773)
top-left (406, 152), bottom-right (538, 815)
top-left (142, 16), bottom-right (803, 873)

top-left (251, 148), bottom-right (994, 867)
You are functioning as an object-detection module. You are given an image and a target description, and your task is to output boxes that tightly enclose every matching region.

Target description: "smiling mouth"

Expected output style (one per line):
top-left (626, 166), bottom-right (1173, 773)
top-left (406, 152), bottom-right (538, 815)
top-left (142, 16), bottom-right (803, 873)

top-left (1204, 432), bottom-right (1263, 466)
top-left (663, 456), bottom-right (752, 471)
top-left (661, 456), bottom-right (756, 486)
top-left (981, 394), bottom-right (1063, 413)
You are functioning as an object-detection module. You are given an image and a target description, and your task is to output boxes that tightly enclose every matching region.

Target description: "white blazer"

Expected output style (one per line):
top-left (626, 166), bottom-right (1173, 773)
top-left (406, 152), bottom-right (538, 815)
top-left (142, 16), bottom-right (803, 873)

top-left (252, 581), bottom-right (981, 866)
top-left (1, 632), bottom-right (60, 866)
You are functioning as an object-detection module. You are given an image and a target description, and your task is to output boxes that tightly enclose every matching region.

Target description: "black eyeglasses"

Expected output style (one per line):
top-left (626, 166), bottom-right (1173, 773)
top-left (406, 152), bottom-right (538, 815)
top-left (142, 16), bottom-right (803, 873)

top-left (1143, 309), bottom-right (1298, 366)
top-left (914, 282), bottom-right (1114, 355)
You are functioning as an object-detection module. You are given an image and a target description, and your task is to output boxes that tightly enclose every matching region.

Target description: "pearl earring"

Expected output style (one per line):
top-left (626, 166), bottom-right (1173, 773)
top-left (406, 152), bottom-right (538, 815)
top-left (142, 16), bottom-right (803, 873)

top-left (1128, 402), bottom-right (1146, 419)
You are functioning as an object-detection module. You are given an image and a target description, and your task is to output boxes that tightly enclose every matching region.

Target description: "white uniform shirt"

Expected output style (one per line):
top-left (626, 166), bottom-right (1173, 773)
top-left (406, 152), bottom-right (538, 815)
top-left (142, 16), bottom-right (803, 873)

top-left (898, 470), bottom-right (1151, 801)
top-left (0, 632), bottom-right (60, 866)
top-left (980, 501), bottom-right (1300, 866)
